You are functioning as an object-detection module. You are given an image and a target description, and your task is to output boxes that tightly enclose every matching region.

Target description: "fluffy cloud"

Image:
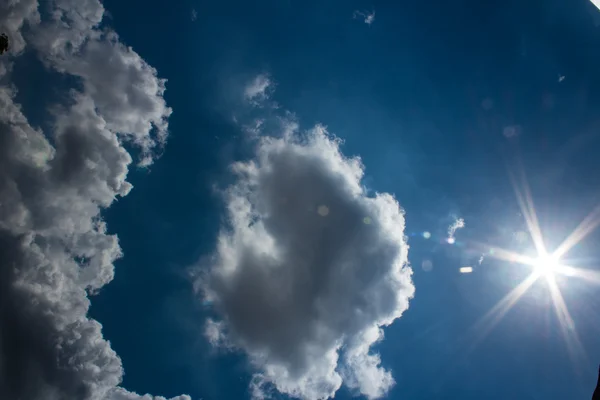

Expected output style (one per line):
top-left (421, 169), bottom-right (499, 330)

top-left (0, 0), bottom-right (39, 54)
top-left (202, 127), bottom-right (414, 399)
top-left (0, 1), bottom-right (187, 399)
top-left (29, 0), bottom-right (172, 166)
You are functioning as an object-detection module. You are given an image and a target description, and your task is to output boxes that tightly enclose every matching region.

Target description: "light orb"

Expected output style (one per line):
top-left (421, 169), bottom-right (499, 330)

top-left (533, 254), bottom-right (560, 278)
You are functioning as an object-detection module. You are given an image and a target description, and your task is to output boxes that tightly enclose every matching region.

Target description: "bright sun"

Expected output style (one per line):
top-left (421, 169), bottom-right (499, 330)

top-left (468, 164), bottom-right (600, 364)
top-left (533, 253), bottom-right (560, 278)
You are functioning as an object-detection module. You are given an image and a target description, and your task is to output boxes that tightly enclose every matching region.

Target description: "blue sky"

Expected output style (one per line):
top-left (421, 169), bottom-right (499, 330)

top-left (2, 0), bottom-right (600, 399)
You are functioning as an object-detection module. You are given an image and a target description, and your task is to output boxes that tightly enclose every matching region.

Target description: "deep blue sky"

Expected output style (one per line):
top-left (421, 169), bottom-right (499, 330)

top-left (88, 0), bottom-right (600, 399)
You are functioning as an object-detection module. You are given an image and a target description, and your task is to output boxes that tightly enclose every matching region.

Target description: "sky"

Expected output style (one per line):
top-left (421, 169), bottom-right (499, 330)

top-left (2, 0), bottom-right (600, 399)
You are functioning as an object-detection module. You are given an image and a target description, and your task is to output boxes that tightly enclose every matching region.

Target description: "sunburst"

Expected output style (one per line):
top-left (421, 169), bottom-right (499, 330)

top-left (465, 162), bottom-right (600, 368)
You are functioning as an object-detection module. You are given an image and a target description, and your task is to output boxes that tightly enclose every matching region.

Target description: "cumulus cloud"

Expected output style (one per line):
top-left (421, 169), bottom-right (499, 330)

top-left (0, 0), bottom-right (39, 54)
top-left (244, 74), bottom-right (274, 106)
top-left (448, 217), bottom-right (465, 239)
top-left (353, 10), bottom-right (376, 25)
top-left (201, 126), bottom-right (414, 399)
top-left (0, 1), bottom-right (187, 399)
top-left (29, 0), bottom-right (172, 165)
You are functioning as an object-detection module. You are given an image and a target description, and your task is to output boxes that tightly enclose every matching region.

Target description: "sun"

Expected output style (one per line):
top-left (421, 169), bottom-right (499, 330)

top-left (464, 162), bottom-right (600, 367)
top-left (532, 253), bottom-right (561, 279)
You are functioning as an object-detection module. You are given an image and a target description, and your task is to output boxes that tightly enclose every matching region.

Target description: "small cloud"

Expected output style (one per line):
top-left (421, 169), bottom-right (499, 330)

top-left (448, 217), bottom-right (465, 239)
top-left (460, 266), bottom-right (474, 274)
top-left (478, 254), bottom-right (485, 265)
top-left (244, 73), bottom-right (274, 106)
top-left (242, 118), bottom-right (265, 138)
top-left (558, 75), bottom-right (565, 83)
top-left (204, 318), bottom-right (229, 347)
top-left (353, 10), bottom-right (376, 25)
top-left (191, 8), bottom-right (198, 22)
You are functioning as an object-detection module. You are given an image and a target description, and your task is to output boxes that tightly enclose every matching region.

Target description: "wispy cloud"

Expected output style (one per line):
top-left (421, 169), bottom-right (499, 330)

top-left (200, 126), bottom-right (414, 400)
top-left (191, 8), bottom-right (198, 22)
top-left (244, 73), bottom-right (274, 106)
top-left (448, 217), bottom-right (466, 239)
top-left (353, 10), bottom-right (376, 25)
top-left (0, 1), bottom-right (186, 399)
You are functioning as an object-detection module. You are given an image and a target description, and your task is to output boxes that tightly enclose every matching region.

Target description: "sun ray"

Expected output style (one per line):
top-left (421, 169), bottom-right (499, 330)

top-left (555, 264), bottom-right (600, 286)
top-left (546, 276), bottom-right (588, 374)
top-left (469, 241), bottom-right (538, 267)
top-left (508, 166), bottom-right (547, 256)
top-left (465, 273), bottom-right (539, 352)
top-left (553, 204), bottom-right (600, 260)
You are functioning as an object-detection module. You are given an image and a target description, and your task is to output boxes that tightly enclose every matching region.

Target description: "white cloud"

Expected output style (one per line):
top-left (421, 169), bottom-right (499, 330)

top-left (201, 126), bottom-right (414, 399)
top-left (191, 8), bottom-right (198, 22)
top-left (353, 10), bottom-right (376, 25)
top-left (448, 217), bottom-right (465, 239)
top-left (107, 388), bottom-right (191, 400)
top-left (341, 327), bottom-right (395, 398)
top-left (244, 74), bottom-right (274, 106)
top-left (249, 374), bottom-right (270, 400)
top-left (30, 0), bottom-right (172, 165)
top-left (0, 1), bottom-right (187, 399)
top-left (204, 318), bottom-right (229, 348)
